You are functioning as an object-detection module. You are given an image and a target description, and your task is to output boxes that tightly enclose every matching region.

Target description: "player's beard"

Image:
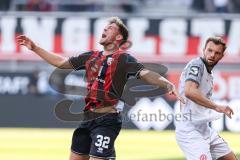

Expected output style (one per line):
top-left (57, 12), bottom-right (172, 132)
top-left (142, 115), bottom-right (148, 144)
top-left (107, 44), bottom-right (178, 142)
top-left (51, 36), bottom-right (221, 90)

top-left (202, 57), bottom-right (218, 68)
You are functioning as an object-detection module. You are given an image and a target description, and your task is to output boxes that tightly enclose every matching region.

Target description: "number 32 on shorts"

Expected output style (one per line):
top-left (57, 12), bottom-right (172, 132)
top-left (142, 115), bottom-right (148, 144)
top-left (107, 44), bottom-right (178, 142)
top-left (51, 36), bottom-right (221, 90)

top-left (95, 135), bottom-right (111, 149)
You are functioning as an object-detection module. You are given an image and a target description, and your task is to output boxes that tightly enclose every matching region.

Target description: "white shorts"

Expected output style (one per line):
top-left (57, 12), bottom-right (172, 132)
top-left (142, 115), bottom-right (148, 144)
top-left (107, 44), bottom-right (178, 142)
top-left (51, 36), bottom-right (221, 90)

top-left (176, 129), bottom-right (232, 160)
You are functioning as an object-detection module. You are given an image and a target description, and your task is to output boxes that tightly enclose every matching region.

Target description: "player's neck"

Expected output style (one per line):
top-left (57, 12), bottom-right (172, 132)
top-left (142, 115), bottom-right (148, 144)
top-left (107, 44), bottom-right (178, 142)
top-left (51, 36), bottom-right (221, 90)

top-left (103, 48), bottom-right (119, 56)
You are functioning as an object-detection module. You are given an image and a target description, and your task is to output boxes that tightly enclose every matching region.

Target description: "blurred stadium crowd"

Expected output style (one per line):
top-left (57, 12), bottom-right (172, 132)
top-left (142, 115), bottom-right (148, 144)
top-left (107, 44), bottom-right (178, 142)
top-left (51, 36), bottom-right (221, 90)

top-left (0, 0), bottom-right (240, 13)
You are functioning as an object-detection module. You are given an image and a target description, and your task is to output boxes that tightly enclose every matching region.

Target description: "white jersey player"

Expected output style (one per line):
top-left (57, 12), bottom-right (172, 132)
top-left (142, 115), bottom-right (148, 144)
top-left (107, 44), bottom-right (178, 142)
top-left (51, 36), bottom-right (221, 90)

top-left (175, 37), bottom-right (237, 160)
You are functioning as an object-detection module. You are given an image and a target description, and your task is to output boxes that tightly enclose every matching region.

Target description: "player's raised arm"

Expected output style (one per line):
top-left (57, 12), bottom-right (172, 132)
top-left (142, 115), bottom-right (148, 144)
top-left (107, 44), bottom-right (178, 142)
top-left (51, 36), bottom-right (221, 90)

top-left (17, 35), bottom-right (71, 69)
top-left (185, 80), bottom-right (234, 118)
top-left (139, 69), bottom-right (185, 104)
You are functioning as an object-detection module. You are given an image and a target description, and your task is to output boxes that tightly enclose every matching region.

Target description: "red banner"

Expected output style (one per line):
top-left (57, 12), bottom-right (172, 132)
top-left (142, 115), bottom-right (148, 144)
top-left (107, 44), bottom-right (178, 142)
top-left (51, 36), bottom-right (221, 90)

top-left (0, 16), bottom-right (240, 63)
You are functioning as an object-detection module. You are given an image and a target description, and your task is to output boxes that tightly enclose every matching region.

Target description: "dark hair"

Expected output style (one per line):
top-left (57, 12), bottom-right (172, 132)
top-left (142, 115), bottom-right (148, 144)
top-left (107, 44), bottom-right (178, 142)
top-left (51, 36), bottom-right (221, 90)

top-left (108, 17), bottom-right (128, 45)
top-left (204, 36), bottom-right (227, 52)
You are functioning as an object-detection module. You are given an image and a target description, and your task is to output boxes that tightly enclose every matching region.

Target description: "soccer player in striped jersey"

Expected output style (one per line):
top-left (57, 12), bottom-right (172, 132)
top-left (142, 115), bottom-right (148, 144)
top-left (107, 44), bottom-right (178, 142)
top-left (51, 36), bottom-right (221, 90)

top-left (17, 17), bottom-right (183, 160)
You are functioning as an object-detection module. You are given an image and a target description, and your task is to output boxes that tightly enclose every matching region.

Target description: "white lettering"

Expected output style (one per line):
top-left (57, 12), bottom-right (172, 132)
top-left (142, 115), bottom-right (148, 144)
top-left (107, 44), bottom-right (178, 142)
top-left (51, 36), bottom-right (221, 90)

top-left (62, 18), bottom-right (89, 53)
top-left (0, 17), bottom-right (17, 53)
top-left (0, 76), bottom-right (29, 94)
top-left (160, 19), bottom-right (187, 56)
top-left (22, 17), bottom-right (56, 52)
top-left (128, 18), bottom-right (155, 56)
top-left (191, 19), bottom-right (225, 54)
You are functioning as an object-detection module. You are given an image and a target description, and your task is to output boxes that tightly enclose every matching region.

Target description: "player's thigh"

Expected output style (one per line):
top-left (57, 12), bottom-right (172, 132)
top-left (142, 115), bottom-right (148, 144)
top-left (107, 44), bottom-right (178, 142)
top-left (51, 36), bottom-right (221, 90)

top-left (89, 157), bottom-right (114, 160)
top-left (89, 127), bottom-right (119, 159)
top-left (69, 151), bottom-right (89, 160)
top-left (71, 127), bottom-right (92, 156)
top-left (89, 115), bottom-right (121, 159)
top-left (176, 130), bottom-right (212, 160)
top-left (217, 152), bottom-right (237, 160)
top-left (210, 132), bottom-right (235, 160)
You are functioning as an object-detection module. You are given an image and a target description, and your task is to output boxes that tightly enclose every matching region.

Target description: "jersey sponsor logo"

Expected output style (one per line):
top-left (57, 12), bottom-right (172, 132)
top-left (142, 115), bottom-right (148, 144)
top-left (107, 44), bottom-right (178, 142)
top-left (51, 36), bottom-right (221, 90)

top-left (200, 154), bottom-right (207, 160)
top-left (107, 57), bottom-right (114, 65)
top-left (96, 77), bottom-right (105, 84)
top-left (189, 66), bottom-right (200, 76)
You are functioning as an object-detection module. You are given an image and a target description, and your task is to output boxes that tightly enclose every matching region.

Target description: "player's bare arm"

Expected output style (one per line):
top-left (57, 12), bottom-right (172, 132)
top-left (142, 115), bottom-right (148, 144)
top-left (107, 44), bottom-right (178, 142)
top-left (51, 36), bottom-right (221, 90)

top-left (139, 69), bottom-right (185, 104)
top-left (185, 80), bottom-right (234, 118)
top-left (16, 35), bottom-right (71, 69)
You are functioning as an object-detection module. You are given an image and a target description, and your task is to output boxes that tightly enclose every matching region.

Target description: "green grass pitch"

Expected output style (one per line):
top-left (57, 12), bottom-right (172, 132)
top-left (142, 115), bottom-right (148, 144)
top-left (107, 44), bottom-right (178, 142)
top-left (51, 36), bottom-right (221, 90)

top-left (0, 128), bottom-right (239, 160)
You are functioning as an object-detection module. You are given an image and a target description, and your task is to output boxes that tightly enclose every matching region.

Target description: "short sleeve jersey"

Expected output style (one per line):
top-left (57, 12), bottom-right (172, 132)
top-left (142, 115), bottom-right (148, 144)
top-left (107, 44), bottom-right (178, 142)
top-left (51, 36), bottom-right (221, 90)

top-left (178, 57), bottom-right (221, 123)
top-left (69, 50), bottom-right (144, 111)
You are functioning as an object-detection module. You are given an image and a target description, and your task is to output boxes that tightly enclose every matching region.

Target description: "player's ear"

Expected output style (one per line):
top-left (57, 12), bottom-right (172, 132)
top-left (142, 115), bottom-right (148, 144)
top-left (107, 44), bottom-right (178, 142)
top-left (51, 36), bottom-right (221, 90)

top-left (116, 34), bottom-right (123, 41)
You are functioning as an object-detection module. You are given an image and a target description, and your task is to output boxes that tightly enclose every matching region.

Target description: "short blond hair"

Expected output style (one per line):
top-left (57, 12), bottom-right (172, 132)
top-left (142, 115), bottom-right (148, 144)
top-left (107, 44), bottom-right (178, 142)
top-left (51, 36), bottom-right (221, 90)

top-left (204, 36), bottom-right (227, 52)
top-left (108, 17), bottom-right (129, 43)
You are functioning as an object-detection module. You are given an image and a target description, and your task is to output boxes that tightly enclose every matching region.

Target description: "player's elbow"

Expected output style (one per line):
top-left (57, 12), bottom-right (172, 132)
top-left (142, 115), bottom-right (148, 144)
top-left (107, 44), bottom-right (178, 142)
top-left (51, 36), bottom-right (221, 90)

top-left (57, 62), bottom-right (66, 69)
top-left (184, 89), bottom-right (193, 99)
top-left (185, 89), bottom-right (199, 102)
top-left (56, 58), bottom-right (70, 69)
top-left (55, 61), bottom-right (64, 68)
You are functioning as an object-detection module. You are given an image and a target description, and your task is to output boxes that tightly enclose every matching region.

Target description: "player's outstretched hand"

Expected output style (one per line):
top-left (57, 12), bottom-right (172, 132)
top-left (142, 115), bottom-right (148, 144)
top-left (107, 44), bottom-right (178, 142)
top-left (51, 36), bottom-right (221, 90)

top-left (215, 105), bottom-right (234, 118)
top-left (16, 35), bottom-right (36, 51)
top-left (168, 86), bottom-right (185, 104)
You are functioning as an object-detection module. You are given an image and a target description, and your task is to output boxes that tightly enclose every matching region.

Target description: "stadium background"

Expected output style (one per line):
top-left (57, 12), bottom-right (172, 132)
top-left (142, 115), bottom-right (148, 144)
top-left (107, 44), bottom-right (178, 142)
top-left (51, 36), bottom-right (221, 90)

top-left (0, 0), bottom-right (240, 159)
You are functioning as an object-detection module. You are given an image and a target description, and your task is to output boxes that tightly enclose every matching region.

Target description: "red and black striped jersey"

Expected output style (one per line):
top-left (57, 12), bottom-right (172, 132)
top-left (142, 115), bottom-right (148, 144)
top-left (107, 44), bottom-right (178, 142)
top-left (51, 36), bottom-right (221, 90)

top-left (69, 50), bottom-right (144, 111)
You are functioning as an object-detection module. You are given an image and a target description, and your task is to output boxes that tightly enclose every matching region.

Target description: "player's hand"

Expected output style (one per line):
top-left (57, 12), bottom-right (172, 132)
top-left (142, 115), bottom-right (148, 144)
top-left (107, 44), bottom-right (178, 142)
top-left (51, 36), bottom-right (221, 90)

top-left (215, 105), bottom-right (234, 118)
top-left (168, 85), bottom-right (185, 104)
top-left (16, 35), bottom-right (36, 51)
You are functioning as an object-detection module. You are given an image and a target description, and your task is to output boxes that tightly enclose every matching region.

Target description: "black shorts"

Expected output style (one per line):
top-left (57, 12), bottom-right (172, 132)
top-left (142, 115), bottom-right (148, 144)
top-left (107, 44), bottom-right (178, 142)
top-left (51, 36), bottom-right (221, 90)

top-left (71, 112), bottom-right (122, 159)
